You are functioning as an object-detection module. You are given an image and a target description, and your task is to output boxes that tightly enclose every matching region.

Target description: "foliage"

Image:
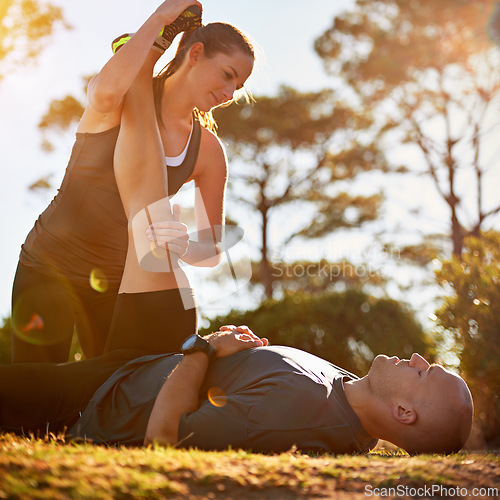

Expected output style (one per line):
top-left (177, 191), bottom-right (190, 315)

top-left (434, 231), bottom-right (500, 445)
top-left (38, 94), bottom-right (85, 152)
top-left (214, 86), bottom-right (384, 298)
top-left (384, 236), bottom-right (445, 267)
top-left (200, 288), bottom-right (430, 376)
top-left (28, 174), bottom-right (52, 191)
top-left (0, 0), bottom-right (69, 79)
top-left (315, 0), bottom-right (500, 256)
top-left (1, 435), bottom-right (499, 498)
top-left (0, 317), bottom-right (12, 365)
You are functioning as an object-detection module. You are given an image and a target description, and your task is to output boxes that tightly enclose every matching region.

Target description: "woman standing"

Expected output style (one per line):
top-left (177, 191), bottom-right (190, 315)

top-left (12, 0), bottom-right (255, 362)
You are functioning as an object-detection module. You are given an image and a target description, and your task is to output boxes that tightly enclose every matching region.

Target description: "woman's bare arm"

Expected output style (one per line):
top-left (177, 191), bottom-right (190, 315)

top-left (88, 0), bottom-right (201, 114)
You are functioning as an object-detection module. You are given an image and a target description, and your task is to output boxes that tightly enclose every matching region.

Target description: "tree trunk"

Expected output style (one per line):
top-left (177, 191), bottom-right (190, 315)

top-left (450, 206), bottom-right (464, 258)
top-left (260, 203), bottom-right (274, 299)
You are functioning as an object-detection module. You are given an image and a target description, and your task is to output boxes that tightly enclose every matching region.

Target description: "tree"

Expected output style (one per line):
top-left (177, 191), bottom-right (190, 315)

top-left (0, 0), bottom-right (68, 80)
top-left (214, 86), bottom-right (384, 299)
top-left (315, 0), bottom-right (500, 257)
top-left (200, 288), bottom-right (430, 376)
top-left (434, 231), bottom-right (500, 446)
top-left (38, 92), bottom-right (86, 152)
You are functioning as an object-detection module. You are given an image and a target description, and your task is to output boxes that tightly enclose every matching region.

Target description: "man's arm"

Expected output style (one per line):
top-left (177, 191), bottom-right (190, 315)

top-left (144, 327), bottom-right (268, 447)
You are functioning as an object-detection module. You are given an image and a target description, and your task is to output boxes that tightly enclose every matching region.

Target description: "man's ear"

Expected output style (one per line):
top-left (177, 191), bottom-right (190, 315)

top-left (188, 42), bottom-right (205, 66)
top-left (392, 403), bottom-right (416, 425)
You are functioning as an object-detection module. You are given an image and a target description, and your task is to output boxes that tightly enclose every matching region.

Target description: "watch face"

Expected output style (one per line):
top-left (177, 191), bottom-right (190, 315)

top-left (181, 334), bottom-right (215, 359)
top-left (182, 335), bottom-right (198, 350)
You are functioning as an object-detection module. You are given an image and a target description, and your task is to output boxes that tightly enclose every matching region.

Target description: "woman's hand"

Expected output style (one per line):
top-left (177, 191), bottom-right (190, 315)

top-left (146, 204), bottom-right (189, 258)
top-left (204, 325), bottom-right (269, 359)
top-left (154, 0), bottom-right (203, 26)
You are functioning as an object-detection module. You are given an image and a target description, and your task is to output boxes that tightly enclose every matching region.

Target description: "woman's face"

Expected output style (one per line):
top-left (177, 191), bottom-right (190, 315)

top-left (189, 45), bottom-right (254, 112)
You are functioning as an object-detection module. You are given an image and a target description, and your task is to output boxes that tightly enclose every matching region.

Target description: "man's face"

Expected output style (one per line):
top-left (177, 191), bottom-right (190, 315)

top-left (365, 353), bottom-right (473, 453)
top-left (366, 353), bottom-right (458, 406)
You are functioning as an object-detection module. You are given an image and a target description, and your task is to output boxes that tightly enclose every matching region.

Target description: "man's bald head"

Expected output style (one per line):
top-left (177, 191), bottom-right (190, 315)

top-left (364, 353), bottom-right (473, 454)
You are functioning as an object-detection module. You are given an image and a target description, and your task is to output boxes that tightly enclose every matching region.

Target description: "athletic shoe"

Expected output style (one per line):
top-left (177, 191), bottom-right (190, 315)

top-left (156, 5), bottom-right (202, 52)
top-left (111, 33), bottom-right (133, 54)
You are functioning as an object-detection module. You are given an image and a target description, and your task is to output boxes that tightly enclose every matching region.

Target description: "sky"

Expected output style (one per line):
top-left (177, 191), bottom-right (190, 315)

top-left (1, 0), bottom-right (499, 325)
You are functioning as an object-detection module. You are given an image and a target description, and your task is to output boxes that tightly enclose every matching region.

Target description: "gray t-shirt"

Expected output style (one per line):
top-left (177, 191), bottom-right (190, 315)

top-left (70, 346), bottom-right (377, 454)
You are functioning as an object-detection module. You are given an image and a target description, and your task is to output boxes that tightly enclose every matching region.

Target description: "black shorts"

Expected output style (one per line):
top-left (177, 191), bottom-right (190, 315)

top-left (103, 289), bottom-right (197, 354)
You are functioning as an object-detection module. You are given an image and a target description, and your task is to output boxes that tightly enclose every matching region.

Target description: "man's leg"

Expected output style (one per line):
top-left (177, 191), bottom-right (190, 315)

top-left (0, 350), bottom-right (135, 435)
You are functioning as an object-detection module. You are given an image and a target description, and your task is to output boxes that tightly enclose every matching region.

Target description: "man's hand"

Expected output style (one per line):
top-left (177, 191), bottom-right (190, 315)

top-left (204, 325), bottom-right (268, 359)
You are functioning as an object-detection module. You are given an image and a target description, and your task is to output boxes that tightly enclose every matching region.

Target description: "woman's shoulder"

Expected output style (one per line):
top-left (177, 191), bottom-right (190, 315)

top-left (199, 124), bottom-right (223, 146)
top-left (191, 126), bottom-right (227, 180)
top-left (199, 125), bottom-right (226, 160)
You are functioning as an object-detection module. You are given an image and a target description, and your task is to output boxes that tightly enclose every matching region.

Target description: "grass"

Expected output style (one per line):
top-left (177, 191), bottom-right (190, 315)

top-left (0, 434), bottom-right (499, 499)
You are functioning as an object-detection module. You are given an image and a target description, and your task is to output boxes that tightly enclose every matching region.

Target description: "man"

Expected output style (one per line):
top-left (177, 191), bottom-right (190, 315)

top-left (2, 326), bottom-right (472, 455)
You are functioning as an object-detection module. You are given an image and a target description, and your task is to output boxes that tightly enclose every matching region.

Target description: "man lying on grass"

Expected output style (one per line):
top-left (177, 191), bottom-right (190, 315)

top-left (0, 326), bottom-right (473, 455)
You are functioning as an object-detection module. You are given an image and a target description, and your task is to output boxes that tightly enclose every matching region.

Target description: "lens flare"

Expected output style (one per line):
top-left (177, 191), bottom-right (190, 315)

top-left (12, 305), bottom-right (50, 346)
top-left (150, 240), bottom-right (169, 259)
top-left (90, 268), bottom-right (108, 293)
top-left (20, 313), bottom-right (44, 333)
top-left (207, 387), bottom-right (227, 408)
top-left (12, 287), bottom-right (74, 346)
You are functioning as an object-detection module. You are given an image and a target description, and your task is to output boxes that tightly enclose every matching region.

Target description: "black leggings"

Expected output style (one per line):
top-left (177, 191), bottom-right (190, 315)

top-left (2, 289), bottom-right (198, 436)
top-left (11, 262), bottom-right (119, 363)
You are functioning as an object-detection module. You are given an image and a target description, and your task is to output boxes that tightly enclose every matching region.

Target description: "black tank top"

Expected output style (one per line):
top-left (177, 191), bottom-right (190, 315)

top-left (20, 120), bottom-right (201, 285)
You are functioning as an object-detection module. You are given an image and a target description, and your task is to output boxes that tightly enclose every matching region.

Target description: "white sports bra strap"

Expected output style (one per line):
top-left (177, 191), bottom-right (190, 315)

top-left (165, 121), bottom-right (194, 168)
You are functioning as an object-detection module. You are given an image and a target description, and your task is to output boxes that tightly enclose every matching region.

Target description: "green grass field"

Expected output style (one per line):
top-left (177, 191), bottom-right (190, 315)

top-left (0, 434), bottom-right (499, 499)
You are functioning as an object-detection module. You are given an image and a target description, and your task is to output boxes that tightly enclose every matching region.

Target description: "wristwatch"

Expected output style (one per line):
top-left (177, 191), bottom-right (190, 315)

top-left (181, 334), bottom-right (216, 360)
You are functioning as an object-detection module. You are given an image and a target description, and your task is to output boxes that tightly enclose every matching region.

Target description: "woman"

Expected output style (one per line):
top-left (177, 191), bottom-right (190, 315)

top-left (11, 0), bottom-right (255, 362)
